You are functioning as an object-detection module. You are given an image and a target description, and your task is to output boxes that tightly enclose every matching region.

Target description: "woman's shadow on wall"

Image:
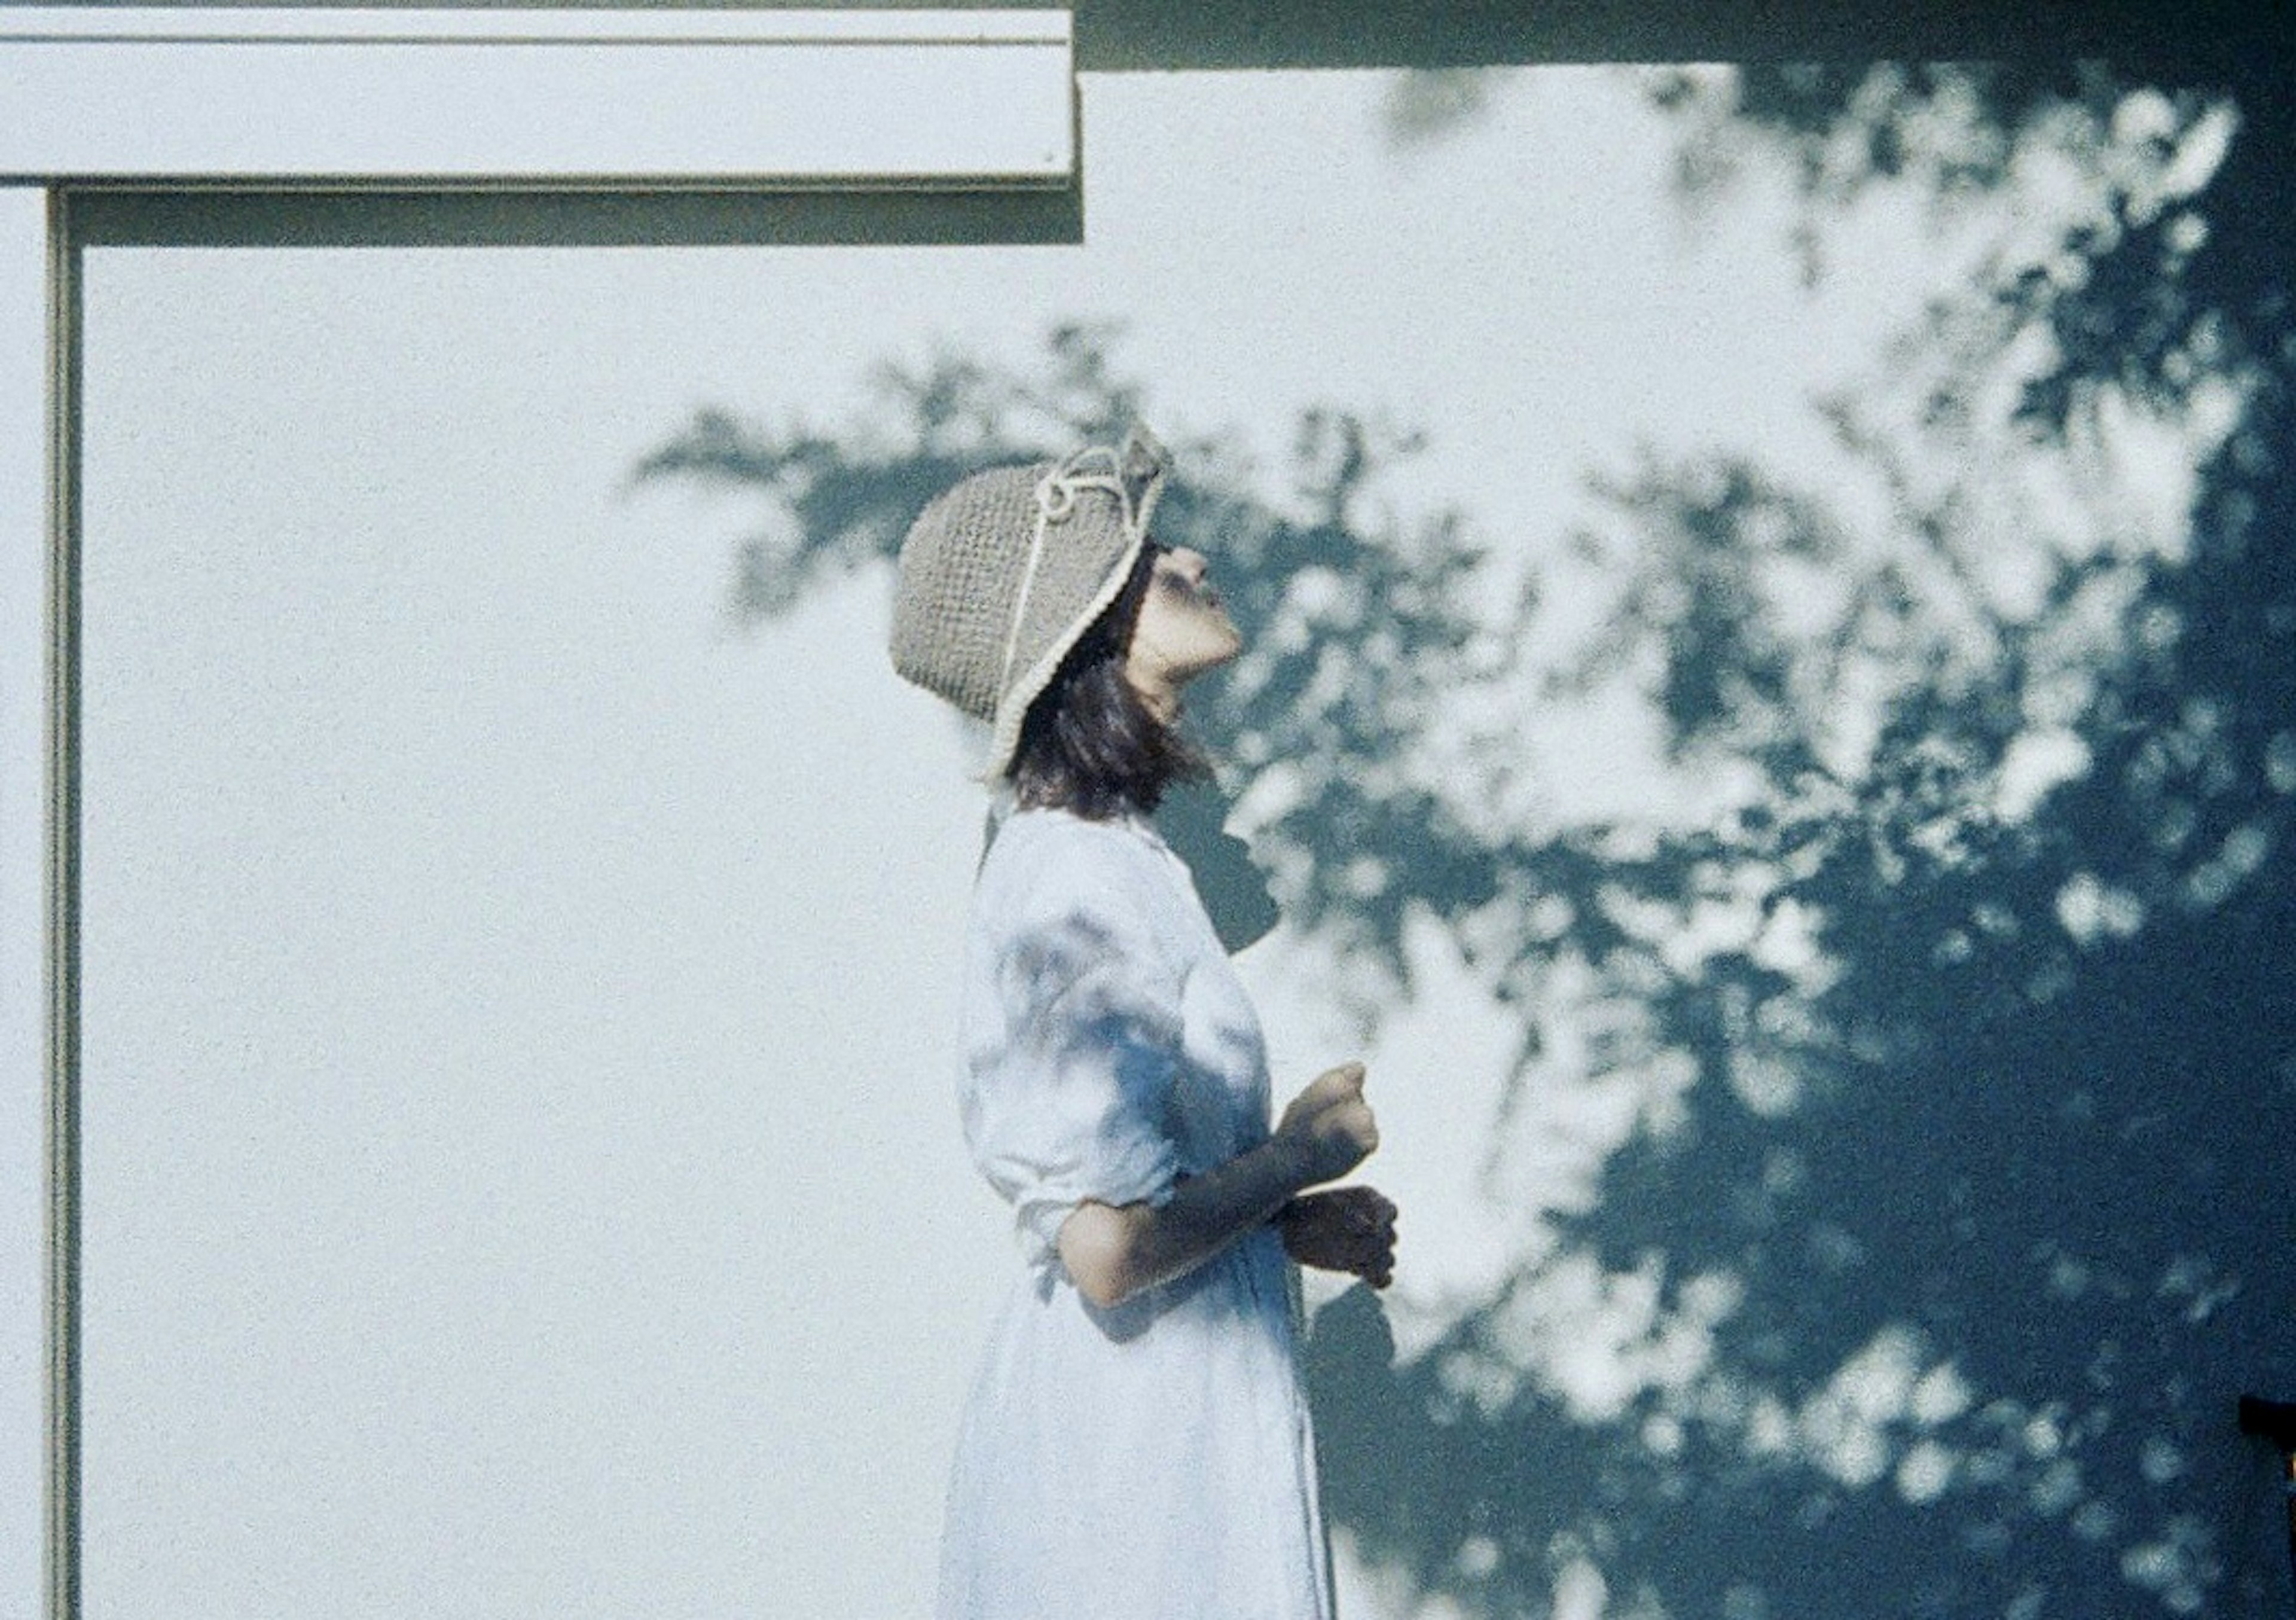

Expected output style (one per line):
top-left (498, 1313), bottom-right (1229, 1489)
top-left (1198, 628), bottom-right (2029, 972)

top-left (1156, 777), bottom-right (1283, 956)
top-left (1157, 774), bottom-right (1409, 1493)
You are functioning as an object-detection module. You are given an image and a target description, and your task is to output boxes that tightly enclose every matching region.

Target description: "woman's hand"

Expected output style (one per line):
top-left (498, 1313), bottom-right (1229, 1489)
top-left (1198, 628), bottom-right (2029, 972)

top-left (1277, 1185), bottom-right (1398, 1289)
top-left (1274, 1061), bottom-right (1379, 1186)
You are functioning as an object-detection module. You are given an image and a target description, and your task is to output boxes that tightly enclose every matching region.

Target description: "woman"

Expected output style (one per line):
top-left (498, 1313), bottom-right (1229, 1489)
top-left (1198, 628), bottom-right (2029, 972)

top-left (890, 428), bottom-right (1400, 1619)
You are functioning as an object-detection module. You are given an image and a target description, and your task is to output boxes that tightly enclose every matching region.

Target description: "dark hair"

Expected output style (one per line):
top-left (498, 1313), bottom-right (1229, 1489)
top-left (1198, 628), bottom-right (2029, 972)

top-left (1008, 543), bottom-right (1210, 819)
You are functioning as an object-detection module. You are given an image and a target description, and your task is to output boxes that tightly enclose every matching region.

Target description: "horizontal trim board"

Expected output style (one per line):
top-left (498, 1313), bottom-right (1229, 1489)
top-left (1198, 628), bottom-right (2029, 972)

top-left (0, 7), bottom-right (1068, 44)
top-left (0, 10), bottom-right (1074, 183)
top-left (63, 180), bottom-right (1084, 246)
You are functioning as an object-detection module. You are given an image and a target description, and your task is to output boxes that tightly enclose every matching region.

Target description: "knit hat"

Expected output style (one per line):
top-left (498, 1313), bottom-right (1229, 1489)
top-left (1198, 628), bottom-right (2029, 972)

top-left (891, 426), bottom-right (1170, 779)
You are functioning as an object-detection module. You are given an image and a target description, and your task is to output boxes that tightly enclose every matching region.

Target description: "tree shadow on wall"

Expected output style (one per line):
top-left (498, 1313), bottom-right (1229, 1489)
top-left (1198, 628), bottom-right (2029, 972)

top-left (633, 57), bottom-right (2295, 1620)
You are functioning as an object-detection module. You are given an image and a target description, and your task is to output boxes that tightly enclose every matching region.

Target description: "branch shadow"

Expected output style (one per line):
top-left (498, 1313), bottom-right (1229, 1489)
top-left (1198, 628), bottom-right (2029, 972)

top-left (633, 49), bottom-right (2296, 1619)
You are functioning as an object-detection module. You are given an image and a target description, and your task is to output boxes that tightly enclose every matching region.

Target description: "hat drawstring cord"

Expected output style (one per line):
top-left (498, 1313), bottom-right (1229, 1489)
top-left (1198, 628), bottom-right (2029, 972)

top-left (994, 444), bottom-right (1146, 706)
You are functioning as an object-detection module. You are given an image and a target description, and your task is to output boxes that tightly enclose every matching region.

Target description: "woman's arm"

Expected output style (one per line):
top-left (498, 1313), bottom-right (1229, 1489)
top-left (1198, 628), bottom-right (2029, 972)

top-left (1058, 1061), bottom-right (1376, 1310)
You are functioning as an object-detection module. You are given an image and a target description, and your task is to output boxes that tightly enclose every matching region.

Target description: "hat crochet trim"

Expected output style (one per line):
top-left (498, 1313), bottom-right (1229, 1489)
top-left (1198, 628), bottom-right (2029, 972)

top-left (980, 429), bottom-right (1168, 780)
top-left (993, 438), bottom-right (1165, 707)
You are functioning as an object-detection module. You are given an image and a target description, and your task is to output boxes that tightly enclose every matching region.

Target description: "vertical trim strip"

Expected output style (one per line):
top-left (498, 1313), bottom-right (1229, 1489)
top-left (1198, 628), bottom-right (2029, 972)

top-left (0, 182), bottom-right (50, 1620)
top-left (44, 183), bottom-right (78, 1620)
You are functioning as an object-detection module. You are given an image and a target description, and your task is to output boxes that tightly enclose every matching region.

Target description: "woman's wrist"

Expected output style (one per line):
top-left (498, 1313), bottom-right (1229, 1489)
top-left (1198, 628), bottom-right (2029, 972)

top-left (1259, 1131), bottom-right (1318, 1201)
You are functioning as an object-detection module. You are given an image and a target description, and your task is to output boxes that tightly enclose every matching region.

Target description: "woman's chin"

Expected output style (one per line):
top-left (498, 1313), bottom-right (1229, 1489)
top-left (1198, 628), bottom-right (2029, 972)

top-left (1180, 643), bottom-right (1244, 684)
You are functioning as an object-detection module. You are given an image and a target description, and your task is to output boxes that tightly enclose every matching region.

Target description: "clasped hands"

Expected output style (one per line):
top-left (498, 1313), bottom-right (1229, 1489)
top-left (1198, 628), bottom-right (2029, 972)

top-left (1273, 1061), bottom-right (1398, 1290)
top-left (1278, 1185), bottom-right (1399, 1289)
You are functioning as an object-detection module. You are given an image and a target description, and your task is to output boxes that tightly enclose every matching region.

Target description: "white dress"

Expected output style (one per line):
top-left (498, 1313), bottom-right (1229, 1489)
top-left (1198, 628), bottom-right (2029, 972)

top-left (938, 807), bottom-right (1335, 1620)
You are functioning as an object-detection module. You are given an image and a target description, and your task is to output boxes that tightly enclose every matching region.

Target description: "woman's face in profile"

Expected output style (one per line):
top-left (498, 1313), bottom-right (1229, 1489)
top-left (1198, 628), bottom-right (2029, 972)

top-left (1126, 544), bottom-right (1245, 697)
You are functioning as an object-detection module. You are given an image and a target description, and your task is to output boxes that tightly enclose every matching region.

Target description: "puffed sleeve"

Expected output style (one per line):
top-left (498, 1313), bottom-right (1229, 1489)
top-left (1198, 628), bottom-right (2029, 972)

top-left (961, 845), bottom-right (1183, 1266)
